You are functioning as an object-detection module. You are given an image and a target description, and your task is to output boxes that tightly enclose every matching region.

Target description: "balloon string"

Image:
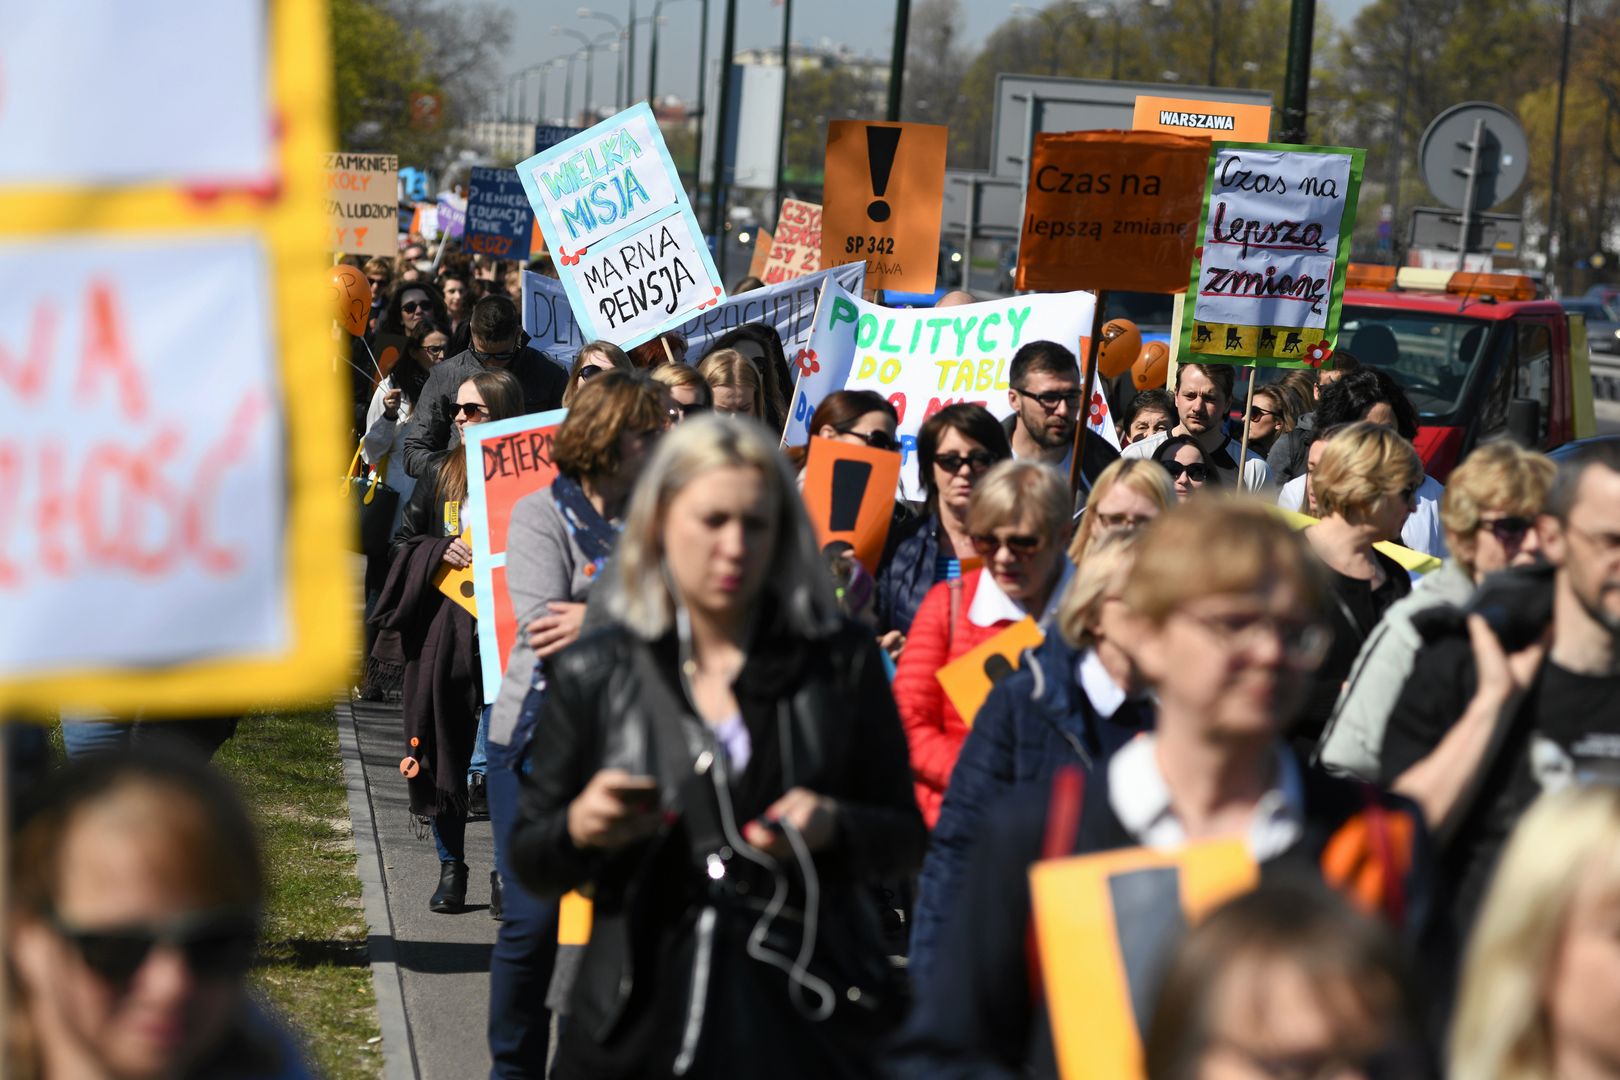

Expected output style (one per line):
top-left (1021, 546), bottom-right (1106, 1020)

top-left (358, 336), bottom-right (385, 380)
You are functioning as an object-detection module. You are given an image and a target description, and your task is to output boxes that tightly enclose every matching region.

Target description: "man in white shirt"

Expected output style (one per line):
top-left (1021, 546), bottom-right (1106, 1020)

top-left (1122, 363), bottom-right (1271, 491)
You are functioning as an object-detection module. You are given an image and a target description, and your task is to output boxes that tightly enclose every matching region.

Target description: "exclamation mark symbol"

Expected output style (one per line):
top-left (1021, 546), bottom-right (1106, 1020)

top-left (829, 459), bottom-right (873, 532)
top-left (866, 126), bottom-right (902, 223)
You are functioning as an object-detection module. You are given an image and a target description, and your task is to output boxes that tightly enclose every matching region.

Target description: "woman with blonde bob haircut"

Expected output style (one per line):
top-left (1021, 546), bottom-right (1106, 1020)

top-left (562, 341), bottom-right (632, 407)
top-left (1296, 421), bottom-right (1422, 750)
top-left (1452, 784), bottom-right (1620, 1080)
top-left (508, 416), bottom-right (925, 1078)
top-left (894, 461), bottom-right (1074, 827)
top-left (697, 348), bottom-right (767, 420)
top-left (1069, 457), bottom-right (1176, 562)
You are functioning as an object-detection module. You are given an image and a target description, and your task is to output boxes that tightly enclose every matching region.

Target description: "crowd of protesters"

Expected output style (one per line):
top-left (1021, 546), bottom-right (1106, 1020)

top-left (8, 226), bottom-right (1620, 1080)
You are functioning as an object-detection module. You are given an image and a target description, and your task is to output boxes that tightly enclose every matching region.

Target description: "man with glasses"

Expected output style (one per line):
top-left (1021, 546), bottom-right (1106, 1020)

top-left (1122, 363), bottom-right (1271, 492)
top-left (1003, 340), bottom-right (1118, 510)
top-left (402, 294), bottom-right (568, 478)
top-left (1381, 439), bottom-right (1620, 936)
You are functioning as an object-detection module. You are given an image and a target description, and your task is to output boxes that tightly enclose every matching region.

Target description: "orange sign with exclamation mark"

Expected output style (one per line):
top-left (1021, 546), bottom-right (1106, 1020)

top-left (821, 120), bottom-right (948, 294)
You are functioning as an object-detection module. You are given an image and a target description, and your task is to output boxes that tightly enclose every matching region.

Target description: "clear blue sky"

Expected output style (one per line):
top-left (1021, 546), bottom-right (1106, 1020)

top-left (488, 0), bottom-right (1370, 122)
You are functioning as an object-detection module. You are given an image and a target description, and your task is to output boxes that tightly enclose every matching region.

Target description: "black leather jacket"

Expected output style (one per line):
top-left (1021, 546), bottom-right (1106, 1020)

top-left (510, 613), bottom-right (926, 1057)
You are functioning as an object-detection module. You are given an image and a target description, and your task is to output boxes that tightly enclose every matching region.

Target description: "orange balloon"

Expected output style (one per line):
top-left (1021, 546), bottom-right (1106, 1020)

top-left (330, 264), bottom-right (372, 337)
top-left (1098, 318), bottom-right (1142, 379)
top-left (1133, 340), bottom-right (1170, 390)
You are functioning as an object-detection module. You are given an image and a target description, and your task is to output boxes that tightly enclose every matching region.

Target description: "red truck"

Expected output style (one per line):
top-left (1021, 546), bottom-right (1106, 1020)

top-left (1332, 265), bottom-right (1599, 480)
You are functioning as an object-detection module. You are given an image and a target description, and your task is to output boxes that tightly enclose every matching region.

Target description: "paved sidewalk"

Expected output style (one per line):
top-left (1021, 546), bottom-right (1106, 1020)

top-left (341, 696), bottom-right (498, 1080)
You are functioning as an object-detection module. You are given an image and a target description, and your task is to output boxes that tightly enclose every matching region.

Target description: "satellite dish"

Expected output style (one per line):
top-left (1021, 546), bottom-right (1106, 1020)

top-left (1419, 102), bottom-right (1529, 212)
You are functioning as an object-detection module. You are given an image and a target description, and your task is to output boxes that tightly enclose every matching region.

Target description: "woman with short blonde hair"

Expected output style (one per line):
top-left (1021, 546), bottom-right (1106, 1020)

top-left (1311, 421), bottom-right (1423, 520)
top-left (697, 348), bottom-right (767, 420)
top-left (1452, 784), bottom-right (1620, 1080)
top-left (1068, 457), bottom-right (1176, 562)
top-left (650, 362), bottom-right (712, 419)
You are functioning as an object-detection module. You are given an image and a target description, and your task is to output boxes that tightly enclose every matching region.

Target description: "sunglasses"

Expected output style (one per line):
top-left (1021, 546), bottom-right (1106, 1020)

top-left (471, 347), bottom-right (519, 365)
top-left (453, 401), bottom-right (489, 419)
top-left (838, 427), bottom-right (898, 451)
top-left (934, 450), bottom-right (996, 475)
top-left (1096, 511), bottom-right (1154, 531)
top-left (1014, 387), bottom-right (1082, 411)
top-left (577, 363), bottom-right (610, 381)
top-left (367, 278), bottom-right (388, 289)
top-left (51, 909), bottom-right (258, 984)
top-left (400, 300), bottom-right (430, 314)
top-left (675, 402), bottom-right (710, 418)
top-left (1163, 460), bottom-right (1211, 483)
top-left (1247, 405), bottom-right (1279, 421)
top-left (1479, 515), bottom-right (1534, 542)
top-left (970, 532), bottom-right (1044, 559)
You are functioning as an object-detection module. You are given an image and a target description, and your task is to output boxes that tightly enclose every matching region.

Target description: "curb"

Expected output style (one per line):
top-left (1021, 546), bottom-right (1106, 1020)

top-left (337, 699), bottom-right (419, 1080)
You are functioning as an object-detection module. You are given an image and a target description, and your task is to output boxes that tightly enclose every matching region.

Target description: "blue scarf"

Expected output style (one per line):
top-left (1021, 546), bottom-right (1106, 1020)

top-left (550, 473), bottom-right (620, 583)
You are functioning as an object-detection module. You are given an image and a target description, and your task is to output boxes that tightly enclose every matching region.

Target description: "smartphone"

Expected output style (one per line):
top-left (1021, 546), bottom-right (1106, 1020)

top-left (607, 777), bottom-right (660, 813)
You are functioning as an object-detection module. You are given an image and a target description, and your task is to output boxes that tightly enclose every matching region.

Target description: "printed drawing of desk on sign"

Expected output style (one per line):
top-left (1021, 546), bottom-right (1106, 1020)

top-left (516, 102), bottom-right (726, 351)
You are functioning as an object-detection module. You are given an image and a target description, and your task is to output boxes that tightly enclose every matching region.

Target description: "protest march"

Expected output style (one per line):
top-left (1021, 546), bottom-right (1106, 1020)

top-left (5, 1), bottom-right (1620, 1079)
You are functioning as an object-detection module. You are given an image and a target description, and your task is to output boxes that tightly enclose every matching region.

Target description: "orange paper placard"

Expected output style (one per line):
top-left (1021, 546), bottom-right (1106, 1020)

top-left (432, 531), bottom-right (477, 616)
top-left (748, 226), bottom-right (774, 279)
top-left (936, 617), bottom-right (1045, 726)
top-left (1132, 95), bottom-right (1273, 142)
top-left (764, 198), bottom-right (823, 284)
top-left (1030, 839), bottom-right (1259, 1080)
top-left (821, 120), bottom-right (948, 293)
top-left (559, 890), bottom-right (593, 945)
top-left (1017, 130), bottom-right (1210, 294)
top-left (801, 436), bottom-right (902, 574)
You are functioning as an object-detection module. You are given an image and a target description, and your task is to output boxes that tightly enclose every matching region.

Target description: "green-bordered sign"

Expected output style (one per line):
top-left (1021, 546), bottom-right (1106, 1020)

top-left (1180, 142), bottom-right (1365, 368)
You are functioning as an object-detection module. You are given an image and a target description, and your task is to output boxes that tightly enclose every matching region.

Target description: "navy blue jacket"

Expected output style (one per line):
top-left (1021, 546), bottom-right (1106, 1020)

top-left (875, 512), bottom-right (940, 636)
top-left (906, 633), bottom-right (1151, 987)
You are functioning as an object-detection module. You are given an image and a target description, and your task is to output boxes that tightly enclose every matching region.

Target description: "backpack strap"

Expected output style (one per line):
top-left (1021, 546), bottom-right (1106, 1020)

top-left (1026, 765), bottom-right (1086, 1002)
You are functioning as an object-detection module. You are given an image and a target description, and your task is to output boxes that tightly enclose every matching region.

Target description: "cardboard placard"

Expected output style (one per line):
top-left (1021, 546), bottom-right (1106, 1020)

top-left (524, 261), bottom-right (866, 364)
top-left (516, 103), bottom-right (726, 350)
top-left (936, 617), bottom-right (1046, 726)
top-left (0, 0), bottom-right (353, 714)
top-left (1181, 142), bottom-right (1366, 367)
top-left (433, 531), bottom-right (477, 616)
top-left (1016, 131), bottom-right (1209, 295)
top-left (764, 198), bottom-right (823, 284)
top-left (821, 121), bottom-right (948, 293)
top-left (435, 191), bottom-right (466, 239)
top-left (1132, 96), bottom-right (1274, 142)
top-left (466, 166), bottom-right (536, 258)
top-left (747, 227), bottom-right (774, 280)
top-left (801, 437), bottom-right (903, 573)
top-left (1031, 840), bottom-right (1259, 1080)
top-left (464, 410), bottom-right (568, 699)
top-left (783, 282), bottom-right (1097, 499)
top-left (324, 152), bottom-right (399, 255)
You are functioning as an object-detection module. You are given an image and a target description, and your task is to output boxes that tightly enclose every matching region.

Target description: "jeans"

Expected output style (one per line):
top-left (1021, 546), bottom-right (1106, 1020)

top-left (487, 747), bottom-right (559, 1077)
top-left (61, 716), bottom-right (237, 760)
top-left (469, 704), bottom-right (490, 782)
top-left (432, 808), bottom-right (467, 865)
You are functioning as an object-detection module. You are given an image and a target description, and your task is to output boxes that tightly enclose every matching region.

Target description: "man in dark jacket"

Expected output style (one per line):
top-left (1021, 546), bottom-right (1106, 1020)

top-left (402, 294), bottom-right (568, 478)
top-left (1002, 340), bottom-right (1119, 512)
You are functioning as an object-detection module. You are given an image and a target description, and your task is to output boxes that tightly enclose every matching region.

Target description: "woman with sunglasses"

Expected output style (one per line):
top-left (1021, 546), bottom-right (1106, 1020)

top-left (875, 405), bottom-right (1013, 646)
top-left (562, 340), bottom-right (632, 407)
top-left (893, 460), bottom-right (1074, 828)
top-left (784, 390), bottom-right (902, 474)
top-left (376, 279), bottom-right (449, 340)
top-left (650, 361), bottom-right (713, 420)
top-left (1296, 422), bottom-right (1420, 754)
top-left (374, 369), bottom-right (525, 914)
top-left (8, 751), bottom-right (311, 1079)
top-left (1319, 441), bottom-right (1553, 780)
top-left (1243, 385), bottom-right (1296, 459)
top-left (1152, 434), bottom-right (1214, 501)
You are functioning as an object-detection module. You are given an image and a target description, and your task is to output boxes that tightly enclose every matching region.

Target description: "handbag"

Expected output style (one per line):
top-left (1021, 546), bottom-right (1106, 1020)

top-left (343, 441), bottom-right (401, 556)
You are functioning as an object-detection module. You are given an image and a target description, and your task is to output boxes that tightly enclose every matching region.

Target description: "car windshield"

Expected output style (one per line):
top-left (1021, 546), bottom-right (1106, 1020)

top-left (1337, 305), bottom-right (1497, 420)
top-left (1562, 299), bottom-right (1609, 318)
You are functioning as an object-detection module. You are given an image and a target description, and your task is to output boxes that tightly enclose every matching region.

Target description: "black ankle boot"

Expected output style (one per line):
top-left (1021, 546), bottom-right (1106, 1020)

top-left (490, 870), bottom-right (504, 921)
top-left (430, 861), bottom-right (468, 913)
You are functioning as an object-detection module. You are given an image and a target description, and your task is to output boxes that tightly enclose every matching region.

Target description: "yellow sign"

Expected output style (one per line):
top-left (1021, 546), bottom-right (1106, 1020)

top-left (0, 0), bottom-right (354, 716)
top-left (935, 617), bottom-right (1045, 727)
top-left (1187, 321), bottom-right (1327, 360)
top-left (432, 532), bottom-right (478, 617)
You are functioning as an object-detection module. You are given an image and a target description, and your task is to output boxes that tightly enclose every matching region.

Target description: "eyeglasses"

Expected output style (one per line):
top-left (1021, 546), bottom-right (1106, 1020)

top-left (1096, 511), bottom-right (1154, 532)
top-left (453, 401), bottom-right (489, 419)
top-left (837, 426), bottom-right (898, 451)
top-left (1247, 405), bottom-right (1280, 422)
top-left (969, 532), bottom-right (1044, 559)
top-left (1176, 608), bottom-right (1331, 667)
top-left (422, 343), bottom-right (447, 357)
top-left (1014, 387), bottom-right (1082, 411)
top-left (934, 450), bottom-right (996, 475)
top-left (50, 909), bottom-right (258, 984)
top-left (471, 346), bottom-right (519, 365)
top-left (1162, 460), bottom-right (1211, 483)
top-left (1478, 515), bottom-right (1534, 543)
top-left (400, 300), bottom-right (429, 314)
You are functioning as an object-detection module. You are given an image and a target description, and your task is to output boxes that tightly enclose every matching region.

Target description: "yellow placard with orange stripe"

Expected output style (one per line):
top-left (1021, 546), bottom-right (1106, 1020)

top-left (1187, 321), bottom-right (1326, 361)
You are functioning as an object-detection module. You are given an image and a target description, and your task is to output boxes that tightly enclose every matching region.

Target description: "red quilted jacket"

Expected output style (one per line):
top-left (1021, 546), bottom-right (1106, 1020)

top-left (893, 569), bottom-right (1019, 828)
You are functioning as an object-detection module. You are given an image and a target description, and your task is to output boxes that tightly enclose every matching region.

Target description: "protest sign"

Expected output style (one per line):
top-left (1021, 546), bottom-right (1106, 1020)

top-left (524, 261), bottom-right (866, 364)
top-left (0, 0), bottom-right (351, 715)
top-left (784, 283), bottom-right (1097, 498)
top-left (1016, 131), bottom-right (1209, 294)
top-left (466, 167), bottom-right (535, 258)
top-left (535, 125), bottom-right (585, 154)
top-left (937, 618), bottom-right (1045, 726)
top-left (1181, 143), bottom-right (1366, 367)
top-left (748, 227), bottom-right (774, 280)
top-left (464, 410), bottom-right (569, 699)
top-left (801, 437), bottom-right (903, 573)
top-left (1031, 839), bottom-right (1259, 1080)
top-left (1132, 95), bottom-right (1274, 142)
top-left (324, 152), bottom-right (399, 255)
top-left (433, 536), bottom-right (477, 617)
top-left (517, 103), bottom-right (725, 350)
top-left (822, 121), bottom-right (948, 293)
top-left (435, 191), bottom-right (466, 239)
top-left (764, 198), bottom-right (824, 284)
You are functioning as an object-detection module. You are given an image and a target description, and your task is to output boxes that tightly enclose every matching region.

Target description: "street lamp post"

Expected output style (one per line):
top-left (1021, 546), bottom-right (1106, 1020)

top-left (887, 0), bottom-right (910, 121)
top-left (556, 27), bottom-right (618, 125)
top-left (710, 0), bottom-right (738, 279)
top-left (1087, 4), bottom-right (1123, 80)
top-left (580, 8), bottom-right (626, 109)
top-left (777, 0), bottom-right (793, 207)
